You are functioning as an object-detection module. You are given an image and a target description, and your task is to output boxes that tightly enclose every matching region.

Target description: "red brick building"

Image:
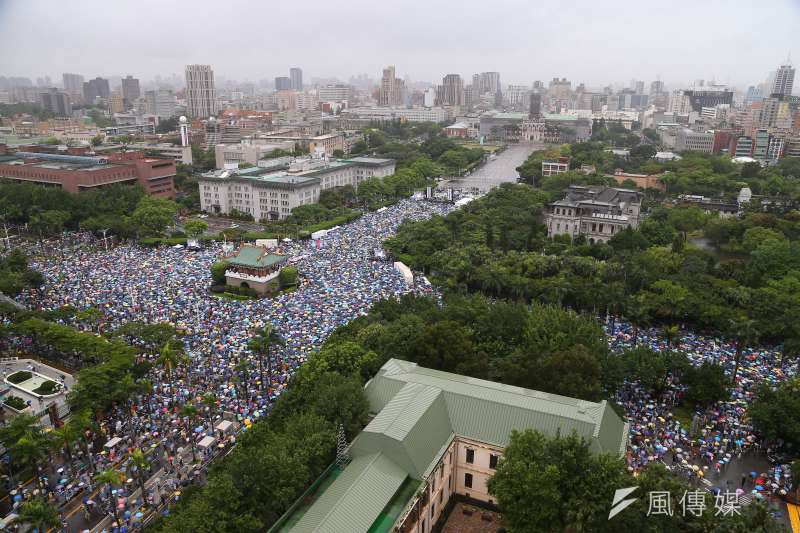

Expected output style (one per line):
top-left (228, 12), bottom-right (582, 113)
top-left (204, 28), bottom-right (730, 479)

top-left (0, 149), bottom-right (175, 198)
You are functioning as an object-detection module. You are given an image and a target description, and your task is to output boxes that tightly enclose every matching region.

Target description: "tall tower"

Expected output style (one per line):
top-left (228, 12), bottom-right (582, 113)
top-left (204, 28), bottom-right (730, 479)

top-left (441, 74), bottom-right (464, 106)
top-left (179, 116), bottom-right (193, 165)
top-left (290, 68), bottom-right (303, 91)
top-left (121, 75), bottom-right (140, 106)
top-left (185, 64), bottom-right (217, 118)
top-left (771, 63), bottom-right (795, 96)
top-left (379, 66), bottom-right (396, 106)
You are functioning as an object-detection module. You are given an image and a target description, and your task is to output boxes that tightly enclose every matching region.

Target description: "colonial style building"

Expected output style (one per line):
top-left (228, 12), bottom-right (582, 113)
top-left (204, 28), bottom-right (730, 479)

top-left (281, 359), bottom-right (628, 533)
top-left (198, 156), bottom-right (395, 220)
top-left (545, 185), bottom-right (643, 244)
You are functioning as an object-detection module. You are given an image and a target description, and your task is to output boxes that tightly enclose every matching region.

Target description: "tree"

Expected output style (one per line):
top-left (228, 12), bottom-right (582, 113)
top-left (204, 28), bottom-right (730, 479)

top-left (750, 378), bottom-right (800, 450)
top-left (487, 429), bottom-right (628, 533)
top-left (210, 261), bottom-right (229, 285)
top-left (16, 498), bottom-right (61, 533)
top-left (131, 196), bottom-right (178, 237)
top-left (180, 404), bottom-right (201, 462)
top-left (728, 317), bottom-right (758, 385)
top-left (682, 362), bottom-right (728, 406)
top-left (183, 219), bottom-right (208, 238)
top-left (95, 469), bottom-right (126, 524)
top-left (156, 341), bottom-right (189, 381)
top-left (50, 422), bottom-right (79, 462)
top-left (247, 325), bottom-right (284, 394)
top-left (307, 340), bottom-right (379, 383)
top-left (278, 266), bottom-right (298, 289)
top-left (202, 392), bottom-right (218, 429)
top-left (130, 448), bottom-right (150, 498)
top-left (13, 431), bottom-right (52, 490)
top-left (91, 134), bottom-right (104, 147)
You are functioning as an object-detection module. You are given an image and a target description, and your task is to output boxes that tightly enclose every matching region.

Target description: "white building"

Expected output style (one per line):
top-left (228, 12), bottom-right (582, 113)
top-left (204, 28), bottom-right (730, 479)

top-left (145, 89), bottom-right (176, 119)
top-left (185, 64), bottom-right (216, 118)
top-left (423, 87), bottom-right (436, 108)
top-left (198, 156), bottom-right (396, 220)
top-left (541, 159), bottom-right (570, 177)
top-left (342, 106), bottom-right (450, 123)
top-left (318, 84), bottom-right (353, 102)
top-left (675, 129), bottom-right (714, 153)
top-left (214, 141), bottom-right (296, 169)
top-left (545, 186), bottom-right (643, 244)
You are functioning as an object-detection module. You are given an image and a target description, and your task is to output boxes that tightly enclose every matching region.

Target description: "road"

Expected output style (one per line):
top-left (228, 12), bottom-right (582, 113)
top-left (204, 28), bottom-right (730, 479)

top-left (442, 142), bottom-right (543, 193)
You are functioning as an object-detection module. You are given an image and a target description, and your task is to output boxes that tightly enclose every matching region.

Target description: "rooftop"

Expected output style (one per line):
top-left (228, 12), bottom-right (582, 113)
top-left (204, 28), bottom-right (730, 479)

top-left (283, 359), bottom-right (628, 533)
top-left (227, 245), bottom-right (287, 268)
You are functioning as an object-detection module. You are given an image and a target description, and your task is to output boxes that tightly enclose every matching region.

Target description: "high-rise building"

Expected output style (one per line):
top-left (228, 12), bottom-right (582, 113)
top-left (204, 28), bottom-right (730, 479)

top-left (275, 76), bottom-right (292, 91)
top-left (109, 91), bottom-right (124, 113)
top-left (82, 77), bottom-right (110, 104)
top-left (423, 87), bottom-right (436, 108)
top-left (145, 89), bottom-right (176, 118)
top-left (62, 73), bottom-right (84, 100)
top-left (290, 68), bottom-right (303, 91)
top-left (474, 72), bottom-right (501, 95)
top-left (771, 63), bottom-right (795, 97)
top-left (438, 74), bottom-right (464, 106)
top-left (379, 65), bottom-right (405, 107)
top-left (39, 88), bottom-right (72, 116)
top-left (650, 80), bottom-right (664, 94)
top-left (529, 93), bottom-right (542, 118)
top-left (121, 75), bottom-right (140, 106)
top-left (185, 64), bottom-right (216, 118)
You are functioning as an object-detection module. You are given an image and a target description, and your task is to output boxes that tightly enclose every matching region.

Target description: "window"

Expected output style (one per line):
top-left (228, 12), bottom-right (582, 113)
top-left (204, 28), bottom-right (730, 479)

top-left (490, 454), bottom-right (499, 469)
top-left (464, 473), bottom-right (473, 488)
top-left (465, 449), bottom-right (474, 464)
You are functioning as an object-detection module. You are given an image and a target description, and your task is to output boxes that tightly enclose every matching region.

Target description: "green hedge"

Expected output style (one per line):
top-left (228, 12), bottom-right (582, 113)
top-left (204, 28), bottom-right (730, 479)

top-left (303, 211), bottom-right (362, 235)
top-left (140, 237), bottom-right (188, 246)
top-left (7, 371), bottom-right (32, 384)
top-left (32, 380), bottom-right (59, 395)
top-left (4, 396), bottom-right (27, 410)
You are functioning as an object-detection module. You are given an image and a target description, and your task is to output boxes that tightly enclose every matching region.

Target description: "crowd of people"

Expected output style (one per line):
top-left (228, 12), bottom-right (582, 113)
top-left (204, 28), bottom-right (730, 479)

top-left (609, 320), bottom-right (797, 502)
top-left (10, 200), bottom-right (452, 530)
top-left (4, 197), bottom-right (798, 528)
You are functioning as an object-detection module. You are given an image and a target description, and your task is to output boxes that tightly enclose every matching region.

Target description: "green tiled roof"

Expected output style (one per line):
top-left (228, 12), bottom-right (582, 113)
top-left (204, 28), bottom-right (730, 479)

top-left (289, 453), bottom-right (408, 533)
top-left (228, 246), bottom-right (286, 268)
top-left (286, 359), bottom-right (628, 533)
top-left (367, 359), bottom-right (627, 455)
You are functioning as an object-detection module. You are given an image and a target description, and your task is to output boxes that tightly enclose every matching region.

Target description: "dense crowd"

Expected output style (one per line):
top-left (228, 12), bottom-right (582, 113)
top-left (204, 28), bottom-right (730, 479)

top-left (5, 197), bottom-right (798, 528)
top-left (609, 320), bottom-right (798, 501)
top-left (12, 200), bottom-right (451, 530)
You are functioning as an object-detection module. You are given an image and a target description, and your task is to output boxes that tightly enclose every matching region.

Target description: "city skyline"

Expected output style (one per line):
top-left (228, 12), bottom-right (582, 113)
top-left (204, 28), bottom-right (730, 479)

top-left (0, 0), bottom-right (798, 90)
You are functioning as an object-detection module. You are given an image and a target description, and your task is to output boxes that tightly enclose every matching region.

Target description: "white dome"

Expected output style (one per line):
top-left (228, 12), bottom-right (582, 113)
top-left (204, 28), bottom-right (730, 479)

top-left (208, 116), bottom-right (216, 123)
top-left (179, 116), bottom-right (187, 124)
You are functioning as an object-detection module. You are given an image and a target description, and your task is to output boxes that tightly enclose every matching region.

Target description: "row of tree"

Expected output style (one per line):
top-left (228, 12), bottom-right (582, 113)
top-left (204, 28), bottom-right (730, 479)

top-left (385, 182), bottom-right (800, 352)
top-left (0, 182), bottom-right (180, 238)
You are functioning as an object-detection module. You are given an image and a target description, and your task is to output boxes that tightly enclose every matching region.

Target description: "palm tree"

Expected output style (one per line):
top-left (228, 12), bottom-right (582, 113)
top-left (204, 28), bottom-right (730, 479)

top-left (664, 324), bottom-right (681, 349)
top-left (247, 324), bottom-right (284, 394)
top-left (70, 409), bottom-right (96, 473)
top-left (729, 317), bottom-right (759, 385)
top-left (50, 423), bottom-right (78, 462)
top-left (95, 468), bottom-right (125, 525)
top-left (129, 448), bottom-right (150, 499)
top-left (14, 431), bottom-right (52, 490)
top-left (16, 497), bottom-right (60, 533)
top-left (180, 404), bottom-right (200, 463)
top-left (202, 393), bottom-right (218, 430)
top-left (156, 341), bottom-right (189, 381)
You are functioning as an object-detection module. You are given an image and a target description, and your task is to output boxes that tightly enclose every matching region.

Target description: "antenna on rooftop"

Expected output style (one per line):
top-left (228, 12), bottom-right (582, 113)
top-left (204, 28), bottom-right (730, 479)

top-left (335, 424), bottom-right (350, 469)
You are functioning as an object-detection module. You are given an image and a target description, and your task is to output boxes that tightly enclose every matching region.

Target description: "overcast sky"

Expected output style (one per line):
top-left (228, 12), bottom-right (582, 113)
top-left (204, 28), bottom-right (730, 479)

top-left (0, 0), bottom-right (797, 90)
